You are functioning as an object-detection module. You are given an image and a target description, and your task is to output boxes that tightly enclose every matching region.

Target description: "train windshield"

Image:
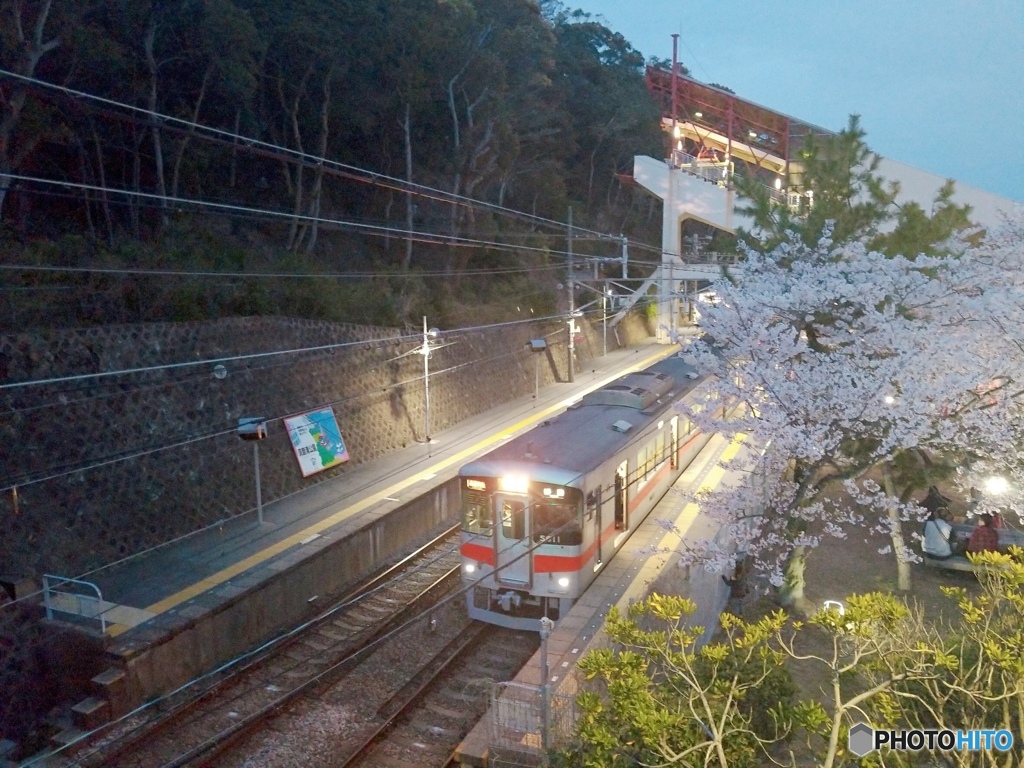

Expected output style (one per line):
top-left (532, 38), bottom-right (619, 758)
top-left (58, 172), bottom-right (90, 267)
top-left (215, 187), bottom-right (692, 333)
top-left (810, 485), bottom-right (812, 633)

top-left (532, 489), bottom-right (582, 545)
top-left (463, 489), bottom-right (492, 534)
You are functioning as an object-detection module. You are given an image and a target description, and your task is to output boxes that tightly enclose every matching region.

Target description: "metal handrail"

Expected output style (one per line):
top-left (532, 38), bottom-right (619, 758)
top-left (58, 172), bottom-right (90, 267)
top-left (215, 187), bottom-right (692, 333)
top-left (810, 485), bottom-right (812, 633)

top-left (668, 150), bottom-right (803, 212)
top-left (42, 574), bottom-right (107, 633)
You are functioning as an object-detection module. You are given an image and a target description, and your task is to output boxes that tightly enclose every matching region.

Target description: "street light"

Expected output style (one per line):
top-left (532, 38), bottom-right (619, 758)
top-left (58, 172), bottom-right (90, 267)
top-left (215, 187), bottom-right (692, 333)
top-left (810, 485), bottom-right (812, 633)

top-left (421, 317), bottom-right (439, 444)
top-left (238, 417), bottom-right (268, 524)
top-left (985, 476), bottom-right (1009, 496)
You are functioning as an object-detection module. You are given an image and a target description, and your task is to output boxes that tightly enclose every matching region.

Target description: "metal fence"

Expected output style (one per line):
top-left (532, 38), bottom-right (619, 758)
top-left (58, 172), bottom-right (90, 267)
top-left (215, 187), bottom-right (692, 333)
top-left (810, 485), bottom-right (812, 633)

top-left (488, 681), bottom-right (579, 766)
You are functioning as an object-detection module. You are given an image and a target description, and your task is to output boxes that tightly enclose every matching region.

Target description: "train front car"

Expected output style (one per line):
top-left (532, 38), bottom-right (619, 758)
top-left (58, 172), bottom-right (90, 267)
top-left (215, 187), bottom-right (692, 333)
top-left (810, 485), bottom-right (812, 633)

top-left (459, 355), bottom-right (711, 631)
top-left (459, 463), bottom-right (584, 630)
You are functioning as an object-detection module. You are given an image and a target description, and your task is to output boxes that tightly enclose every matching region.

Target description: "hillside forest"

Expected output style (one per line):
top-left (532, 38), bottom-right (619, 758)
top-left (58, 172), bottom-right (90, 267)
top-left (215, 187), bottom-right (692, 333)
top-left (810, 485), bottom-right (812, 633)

top-left (0, 0), bottom-right (679, 332)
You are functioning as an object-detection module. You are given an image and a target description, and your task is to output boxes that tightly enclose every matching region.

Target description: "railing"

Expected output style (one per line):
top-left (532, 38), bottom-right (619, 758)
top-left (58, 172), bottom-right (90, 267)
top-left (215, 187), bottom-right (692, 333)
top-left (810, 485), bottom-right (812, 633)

top-left (42, 574), bottom-right (107, 633)
top-left (670, 149), bottom-right (732, 186)
top-left (668, 149), bottom-right (803, 212)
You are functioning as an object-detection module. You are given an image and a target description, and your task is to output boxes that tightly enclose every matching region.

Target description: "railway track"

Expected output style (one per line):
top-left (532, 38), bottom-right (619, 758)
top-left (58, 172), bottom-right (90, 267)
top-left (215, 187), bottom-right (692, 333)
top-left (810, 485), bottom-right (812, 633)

top-left (338, 624), bottom-right (538, 768)
top-left (60, 525), bottom-right (463, 768)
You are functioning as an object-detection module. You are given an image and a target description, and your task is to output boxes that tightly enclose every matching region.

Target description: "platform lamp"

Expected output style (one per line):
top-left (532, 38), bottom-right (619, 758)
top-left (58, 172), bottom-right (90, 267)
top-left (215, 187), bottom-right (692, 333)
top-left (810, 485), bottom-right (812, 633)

top-left (238, 417), bottom-right (268, 524)
top-left (421, 318), bottom-right (440, 444)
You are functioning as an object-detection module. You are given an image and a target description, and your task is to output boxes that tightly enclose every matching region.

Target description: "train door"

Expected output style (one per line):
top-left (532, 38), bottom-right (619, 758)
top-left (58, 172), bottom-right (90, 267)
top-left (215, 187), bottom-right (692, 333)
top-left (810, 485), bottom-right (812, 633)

top-left (494, 495), bottom-right (531, 586)
top-left (594, 486), bottom-right (603, 564)
top-left (670, 416), bottom-right (679, 470)
top-left (614, 460), bottom-right (628, 530)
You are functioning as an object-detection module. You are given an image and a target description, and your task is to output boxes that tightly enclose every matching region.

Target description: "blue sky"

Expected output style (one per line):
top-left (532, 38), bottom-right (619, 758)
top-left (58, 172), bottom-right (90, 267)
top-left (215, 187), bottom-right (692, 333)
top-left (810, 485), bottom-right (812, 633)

top-left (571, 0), bottom-right (1024, 202)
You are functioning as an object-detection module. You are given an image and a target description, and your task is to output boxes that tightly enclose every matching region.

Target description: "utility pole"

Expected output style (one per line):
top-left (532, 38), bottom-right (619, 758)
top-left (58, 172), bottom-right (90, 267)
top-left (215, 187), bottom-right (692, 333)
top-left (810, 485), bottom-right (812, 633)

top-left (602, 289), bottom-right (608, 357)
top-left (423, 316), bottom-right (431, 443)
top-left (567, 206), bottom-right (575, 383)
top-left (422, 317), bottom-right (439, 445)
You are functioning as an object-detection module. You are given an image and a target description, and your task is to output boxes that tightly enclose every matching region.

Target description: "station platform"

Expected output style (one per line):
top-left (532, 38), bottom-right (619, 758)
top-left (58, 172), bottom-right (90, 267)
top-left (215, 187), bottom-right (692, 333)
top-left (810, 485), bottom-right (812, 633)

top-left (454, 431), bottom-right (763, 767)
top-left (36, 339), bottom-right (682, 742)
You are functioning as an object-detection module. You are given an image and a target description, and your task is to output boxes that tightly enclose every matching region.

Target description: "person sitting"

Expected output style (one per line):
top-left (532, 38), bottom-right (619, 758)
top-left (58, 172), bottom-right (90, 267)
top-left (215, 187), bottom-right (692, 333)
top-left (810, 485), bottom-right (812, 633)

top-left (966, 513), bottom-right (1001, 555)
top-left (922, 508), bottom-right (956, 560)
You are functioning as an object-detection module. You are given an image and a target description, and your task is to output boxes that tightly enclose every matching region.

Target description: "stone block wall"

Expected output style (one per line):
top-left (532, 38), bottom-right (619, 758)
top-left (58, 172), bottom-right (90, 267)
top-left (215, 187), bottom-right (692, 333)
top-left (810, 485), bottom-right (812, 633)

top-left (0, 312), bottom-right (652, 746)
top-left (0, 313), bottom-right (650, 578)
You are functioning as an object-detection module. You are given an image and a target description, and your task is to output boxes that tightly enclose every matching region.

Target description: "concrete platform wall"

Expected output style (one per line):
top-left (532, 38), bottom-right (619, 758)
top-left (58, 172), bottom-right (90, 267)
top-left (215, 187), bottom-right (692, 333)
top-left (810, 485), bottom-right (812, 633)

top-left (105, 476), bottom-right (460, 714)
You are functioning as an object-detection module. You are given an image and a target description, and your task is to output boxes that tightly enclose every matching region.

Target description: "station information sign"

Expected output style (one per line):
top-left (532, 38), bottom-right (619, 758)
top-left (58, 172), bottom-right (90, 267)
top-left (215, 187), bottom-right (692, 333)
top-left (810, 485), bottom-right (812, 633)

top-left (284, 407), bottom-right (350, 477)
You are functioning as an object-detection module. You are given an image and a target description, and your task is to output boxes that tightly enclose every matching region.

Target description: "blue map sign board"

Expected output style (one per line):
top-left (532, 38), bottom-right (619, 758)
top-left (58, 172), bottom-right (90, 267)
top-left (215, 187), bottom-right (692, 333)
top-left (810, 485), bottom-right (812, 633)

top-left (284, 407), bottom-right (350, 477)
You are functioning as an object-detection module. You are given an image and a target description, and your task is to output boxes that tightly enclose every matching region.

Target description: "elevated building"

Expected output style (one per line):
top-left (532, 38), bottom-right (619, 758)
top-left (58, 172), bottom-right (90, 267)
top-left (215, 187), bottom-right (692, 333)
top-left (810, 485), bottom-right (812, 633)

top-left (634, 67), bottom-right (1022, 341)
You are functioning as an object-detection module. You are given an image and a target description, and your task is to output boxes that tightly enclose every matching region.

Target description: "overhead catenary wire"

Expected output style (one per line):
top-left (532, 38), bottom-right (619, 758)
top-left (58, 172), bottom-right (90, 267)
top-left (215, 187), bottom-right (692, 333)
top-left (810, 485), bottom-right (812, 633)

top-left (0, 172), bottom-right (589, 259)
top-left (0, 306), bottom-right (593, 392)
top-left (0, 260), bottom-right (569, 280)
top-left (0, 67), bottom-right (629, 244)
top-left (0, 170), bottom-right (676, 274)
top-left (0, 307), bottom-right (619, 491)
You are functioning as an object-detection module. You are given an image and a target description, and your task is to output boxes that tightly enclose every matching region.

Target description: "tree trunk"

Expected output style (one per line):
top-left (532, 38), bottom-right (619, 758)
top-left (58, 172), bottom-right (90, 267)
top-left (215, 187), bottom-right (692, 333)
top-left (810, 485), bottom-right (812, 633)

top-left (0, 0), bottom-right (60, 220)
top-left (171, 65), bottom-right (213, 199)
top-left (228, 108), bottom-right (241, 189)
top-left (282, 67), bottom-right (312, 252)
top-left (130, 125), bottom-right (142, 239)
top-left (882, 465), bottom-right (913, 592)
top-left (304, 69), bottom-right (334, 255)
top-left (143, 15), bottom-right (168, 230)
top-left (91, 124), bottom-right (114, 244)
top-left (778, 544), bottom-right (810, 612)
top-left (76, 136), bottom-right (95, 239)
top-left (402, 102), bottom-right (413, 271)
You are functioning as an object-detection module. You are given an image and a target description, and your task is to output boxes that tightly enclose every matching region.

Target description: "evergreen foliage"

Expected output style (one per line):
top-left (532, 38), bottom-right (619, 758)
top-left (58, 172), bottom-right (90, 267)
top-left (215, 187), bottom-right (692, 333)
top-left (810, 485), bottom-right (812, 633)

top-left (0, 0), bottom-right (663, 330)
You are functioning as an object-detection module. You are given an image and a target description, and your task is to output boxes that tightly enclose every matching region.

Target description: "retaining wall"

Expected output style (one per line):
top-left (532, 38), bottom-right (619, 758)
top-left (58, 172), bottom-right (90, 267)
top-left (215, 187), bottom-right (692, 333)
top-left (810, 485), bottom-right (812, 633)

top-left (0, 312), bottom-right (653, 743)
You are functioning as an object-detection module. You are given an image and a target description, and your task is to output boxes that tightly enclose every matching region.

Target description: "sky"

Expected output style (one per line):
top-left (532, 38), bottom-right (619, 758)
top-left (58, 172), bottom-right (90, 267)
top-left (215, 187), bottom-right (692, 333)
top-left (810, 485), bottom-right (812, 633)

top-left (571, 0), bottom-right (1024, 203)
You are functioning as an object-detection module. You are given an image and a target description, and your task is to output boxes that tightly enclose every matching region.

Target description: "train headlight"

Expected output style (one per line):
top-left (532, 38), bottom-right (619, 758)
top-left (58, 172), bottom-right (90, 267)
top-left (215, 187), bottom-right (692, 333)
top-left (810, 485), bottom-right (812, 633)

top-left (499, 475), bottom-right (529, 493)
top-left (465, 563), bottom-right (477, 574)
top-left (557, 577), bottom-right (570, 588)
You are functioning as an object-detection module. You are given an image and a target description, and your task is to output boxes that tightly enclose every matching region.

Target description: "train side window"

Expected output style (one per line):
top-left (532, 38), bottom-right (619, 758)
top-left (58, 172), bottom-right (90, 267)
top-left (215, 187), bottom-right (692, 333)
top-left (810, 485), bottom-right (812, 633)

top-left (614, 461), bottom-right (628, 530)
top-left (463, 491), bottom-right (492, 534)
top-left (501, 500), bottom-right (526, 540)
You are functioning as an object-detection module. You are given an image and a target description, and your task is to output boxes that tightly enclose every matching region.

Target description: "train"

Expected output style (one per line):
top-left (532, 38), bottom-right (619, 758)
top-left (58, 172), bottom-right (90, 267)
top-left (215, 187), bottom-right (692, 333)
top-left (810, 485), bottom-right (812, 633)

top-left (458, 353), bottom-right (721, 631)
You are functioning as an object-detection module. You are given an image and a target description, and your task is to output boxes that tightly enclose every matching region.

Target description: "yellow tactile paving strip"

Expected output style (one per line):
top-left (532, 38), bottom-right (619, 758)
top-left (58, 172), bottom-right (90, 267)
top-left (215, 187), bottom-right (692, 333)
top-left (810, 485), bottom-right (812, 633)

top-left (104, 347), bottom-right (678, 636)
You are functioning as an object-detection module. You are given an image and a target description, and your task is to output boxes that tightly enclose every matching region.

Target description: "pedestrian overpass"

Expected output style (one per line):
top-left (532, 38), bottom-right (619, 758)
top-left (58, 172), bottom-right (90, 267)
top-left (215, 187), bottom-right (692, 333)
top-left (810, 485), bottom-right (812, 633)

top-left (619, 68), bottom-right (1022, 342)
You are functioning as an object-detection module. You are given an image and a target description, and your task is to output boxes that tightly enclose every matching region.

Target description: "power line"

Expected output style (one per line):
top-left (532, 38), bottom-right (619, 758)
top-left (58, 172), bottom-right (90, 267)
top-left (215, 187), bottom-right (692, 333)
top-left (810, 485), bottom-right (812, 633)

top-left (0, 310), bottom-right (584, 491)
top-left (0, 334), bottom-right (410, 391)
top-left (0, 309), bottom-right (575, 391)
top-left (0, 261), bottom-right (567, 280)
top-left (0, 172), bottom-right (579, 259)
top-left (0, 67), bottom-right (628, 244)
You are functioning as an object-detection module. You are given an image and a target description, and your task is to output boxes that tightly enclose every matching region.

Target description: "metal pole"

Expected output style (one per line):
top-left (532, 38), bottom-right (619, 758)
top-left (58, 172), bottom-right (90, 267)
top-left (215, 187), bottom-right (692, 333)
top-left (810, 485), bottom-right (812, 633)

top-left (253, 442), bottom-right (263, 524)
top-left (539, 616), bottom-right (554, 751)
top-left (423, 315), bottom-right (430, 443)
top-left (534, 353), bottom-right (540, 402)
top-left (602, 291), bottom-right (608, 357)
top-left (671, 33), bottom-right (679, 156)
top-left (621, 235), bottom-right (628, 280)
top-left (567, 207), bottom-right (575, 384)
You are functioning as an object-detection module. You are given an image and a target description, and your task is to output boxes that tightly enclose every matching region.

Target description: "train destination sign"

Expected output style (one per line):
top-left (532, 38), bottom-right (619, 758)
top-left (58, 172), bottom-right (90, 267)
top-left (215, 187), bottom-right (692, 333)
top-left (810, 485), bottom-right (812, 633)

top-left (284, 407), bottom-right (350, 477)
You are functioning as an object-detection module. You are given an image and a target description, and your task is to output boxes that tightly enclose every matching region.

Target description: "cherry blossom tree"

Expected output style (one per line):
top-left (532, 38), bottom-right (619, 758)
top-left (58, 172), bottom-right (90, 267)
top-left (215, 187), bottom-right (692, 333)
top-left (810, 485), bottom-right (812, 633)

top-left (674, 213), bottom-right (1024, 608)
